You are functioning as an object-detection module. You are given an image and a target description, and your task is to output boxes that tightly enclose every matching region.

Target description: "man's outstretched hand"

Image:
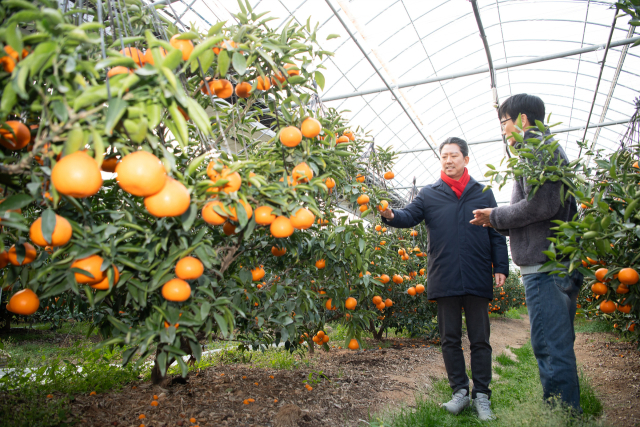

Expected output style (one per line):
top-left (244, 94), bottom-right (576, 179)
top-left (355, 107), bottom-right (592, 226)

top-left (495, 273), bottom-right (506, 287)
top-left (380, 208), bottom-right (394, 220)
top-left (470, 208), bottom-right (493, 227)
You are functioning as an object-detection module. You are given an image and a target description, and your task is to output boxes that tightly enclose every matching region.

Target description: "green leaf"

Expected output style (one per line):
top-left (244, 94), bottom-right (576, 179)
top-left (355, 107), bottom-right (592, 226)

top-left (188, 35), bottom-right (224, 66)
top-left (161, 47), bottom-right (183, 70)
top-left (6, 22), bottom-right (23, 59)
top-left (104, 97), bottom-right (128, 135)
top-left (217, 49), bottom-right (230, 77)
top-left (326, 34), bottom-right (340, 40)
top-left (0, 194), bottom-right (33, 211)
top-left (186, 98), bottom-right (211, 136)
top-left (314, 71), bottom-right (325, 90)
top-left (232, 51), bottom-right (246, 75)
top-left (214, 312), bottom-right (228, 337)
top-left (1, 82), bottom-right (17, 114)
top-left (191, 47), bottom-right (214, 74)
top-left (207, 22), bottom-right (226, 37)
top-left (180, 204), bottom-right (197, 231)
top-left (41, 208), bottom-right (56, 246)
top-left (175, 32), bottom-right (199, 40)
top-left (95, 56), bottom-right (137, 71)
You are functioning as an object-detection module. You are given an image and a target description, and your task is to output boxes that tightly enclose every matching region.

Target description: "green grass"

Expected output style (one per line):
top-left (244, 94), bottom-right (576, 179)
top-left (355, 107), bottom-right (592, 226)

top-left (374, 341), bottom-right (604, 427)
top-left (574, 317), bottom-right (616, 334)
top-left (327, 322), bottom-right (412, 347)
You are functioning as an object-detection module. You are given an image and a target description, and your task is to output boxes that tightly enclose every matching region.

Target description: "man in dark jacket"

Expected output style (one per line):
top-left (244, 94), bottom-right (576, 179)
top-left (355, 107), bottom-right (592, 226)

top-left (470, 94), bottom-right (582, 412)
top-left (380, 137), bottom-right (509, 421)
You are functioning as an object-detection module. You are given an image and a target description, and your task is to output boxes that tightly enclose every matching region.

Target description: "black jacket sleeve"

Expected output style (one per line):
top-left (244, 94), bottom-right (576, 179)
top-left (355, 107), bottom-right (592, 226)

top-left (487, 190), bottom-right (509, 277)
top-left (381, 188), bottom-right (426, 229)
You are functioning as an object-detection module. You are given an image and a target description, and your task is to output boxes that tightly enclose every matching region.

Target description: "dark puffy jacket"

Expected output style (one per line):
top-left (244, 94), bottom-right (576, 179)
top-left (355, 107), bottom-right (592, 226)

top-left (381, 176), bottom-right (509, 300)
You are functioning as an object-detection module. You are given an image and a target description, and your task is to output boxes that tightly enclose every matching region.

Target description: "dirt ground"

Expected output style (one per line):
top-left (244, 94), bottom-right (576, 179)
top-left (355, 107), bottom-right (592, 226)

top-left (58, 315), bottom-right (640, 426)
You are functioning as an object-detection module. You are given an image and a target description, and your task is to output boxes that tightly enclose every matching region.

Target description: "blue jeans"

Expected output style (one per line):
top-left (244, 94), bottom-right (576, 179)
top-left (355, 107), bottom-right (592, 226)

top-left (523, 270), bottom-right (582, 411)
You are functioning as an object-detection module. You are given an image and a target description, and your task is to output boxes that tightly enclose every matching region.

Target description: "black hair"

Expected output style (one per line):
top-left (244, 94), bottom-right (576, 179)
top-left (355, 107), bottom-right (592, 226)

top-left (498, 94), bottom-right (545, 125)
top-left (439, 137), bottom-right (468, 157)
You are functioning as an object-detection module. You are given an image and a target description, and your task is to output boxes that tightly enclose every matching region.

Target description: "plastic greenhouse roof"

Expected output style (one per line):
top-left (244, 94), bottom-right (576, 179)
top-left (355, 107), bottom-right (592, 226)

top-left (159, 0), bottom-right (640, 205)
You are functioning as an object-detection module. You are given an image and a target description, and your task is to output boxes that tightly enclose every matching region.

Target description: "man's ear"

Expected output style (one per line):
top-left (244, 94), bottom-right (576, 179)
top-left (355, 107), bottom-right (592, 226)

top-left (464, 156), bottom-right (470, 165)
top-left (521, 113), bottom-right (530, 129)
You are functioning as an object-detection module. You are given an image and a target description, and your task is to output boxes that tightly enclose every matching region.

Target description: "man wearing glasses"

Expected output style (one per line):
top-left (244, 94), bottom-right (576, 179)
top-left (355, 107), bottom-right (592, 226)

top-left (470, 94), bottom-right (582, 412)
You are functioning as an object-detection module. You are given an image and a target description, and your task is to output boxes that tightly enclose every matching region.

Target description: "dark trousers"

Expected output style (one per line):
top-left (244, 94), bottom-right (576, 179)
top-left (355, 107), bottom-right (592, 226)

top-left (437, 295), bottom-right (492, 399)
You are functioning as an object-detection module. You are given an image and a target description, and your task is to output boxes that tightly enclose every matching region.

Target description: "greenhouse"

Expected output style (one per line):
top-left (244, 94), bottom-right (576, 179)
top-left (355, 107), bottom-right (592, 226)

top-left (0, 0), bottom-right (639, 426)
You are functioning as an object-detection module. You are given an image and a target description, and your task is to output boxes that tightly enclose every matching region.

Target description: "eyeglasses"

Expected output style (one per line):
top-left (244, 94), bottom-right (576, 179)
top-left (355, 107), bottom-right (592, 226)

top-left (500, 117), bottom-right (512, 130)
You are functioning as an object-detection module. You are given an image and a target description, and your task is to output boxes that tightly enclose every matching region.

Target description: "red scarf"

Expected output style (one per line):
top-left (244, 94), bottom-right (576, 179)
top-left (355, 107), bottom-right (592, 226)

top-left (441, 167), bottom-right (470, 199)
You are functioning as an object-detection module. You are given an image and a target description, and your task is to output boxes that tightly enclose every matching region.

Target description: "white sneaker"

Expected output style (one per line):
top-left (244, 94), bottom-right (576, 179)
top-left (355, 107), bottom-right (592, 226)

top-left (442, 388), bottom-right (471, 415)
top-left (473, 392), bottom-right (496, 421)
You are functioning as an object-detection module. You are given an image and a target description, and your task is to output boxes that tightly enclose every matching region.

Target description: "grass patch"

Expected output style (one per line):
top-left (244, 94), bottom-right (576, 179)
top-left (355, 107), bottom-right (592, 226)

top-left (376, 341), bottom-right (603, 427)
top-left (574, 317), bottom-right (615, 334)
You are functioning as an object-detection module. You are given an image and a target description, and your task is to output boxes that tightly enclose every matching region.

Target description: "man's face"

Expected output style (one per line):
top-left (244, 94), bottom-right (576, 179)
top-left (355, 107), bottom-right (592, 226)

top-left (440, 144), bottom-right (469, 179)
top-left (501, 114), bottom-right (528, 145)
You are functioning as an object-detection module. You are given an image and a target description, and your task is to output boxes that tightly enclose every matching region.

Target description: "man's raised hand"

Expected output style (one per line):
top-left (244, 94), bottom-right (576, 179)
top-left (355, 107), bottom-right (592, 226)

top-left (380, 208), bottom-right (394, 220)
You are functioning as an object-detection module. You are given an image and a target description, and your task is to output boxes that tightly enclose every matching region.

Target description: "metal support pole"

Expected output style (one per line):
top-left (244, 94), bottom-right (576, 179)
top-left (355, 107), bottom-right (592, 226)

top-left (321, 35), bottom-right (640, 103)
top-left (324, 0), bottom-right (440, 159)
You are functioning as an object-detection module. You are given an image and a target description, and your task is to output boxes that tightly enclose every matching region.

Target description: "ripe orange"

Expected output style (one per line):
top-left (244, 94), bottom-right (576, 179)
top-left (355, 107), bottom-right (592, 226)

top-left (385, 298), bottom-right (393, 307)
top-left (7, 289), bottom-right (39, 315)
top-left (359, 205), bottom-right (368, 213)
top-left (393, 274), bottom-right (403, 284)
top-left (208, 168), bottom-right (242, 194)
top-left (52, 151), bottom-right (102, 198)
top-left (256, 75), bottom-right (271, 91)
top-left (142, 47), bottom-right (167, 66)
top-left (380, 274), bottom-right (390, 284)
top-left (90, 265), bottom-right (120, 290)
top-left (120, 47), bottom-right (144, 66)
top-left (382, 227), bottom-right (387, 232)
top-left (616, 284), bottom-right (630, 294)
top-left (280, 126), bottom-right (302, 147)
top-left (0, 251), bottom-right (8, 268)
top-left (0, 121), bottom-right (30, 150)
top-left (324, 178), bottom-right (336, 189)
top-left (315, 259), bottom-right (326, 269)
top-left (251, 266), bottom-right (265, 281)
top-left (222, 221), bottom-right (237, 235)
top-left (410, 230), bottom-right (418, 237)
top-left (415, 284), bottom-right (425, 294)
top-left (336, 136), bottom-right (349, 144)
top-left (372, 296), bottom-right (382, 305)
top-left (292, 162), bottom-right (314, 183)
top-left (599, 300), bottom-right (615, 313)
top-left (591, 282), bottom-right (608, 295)
top-left (356, 175), bottom-right (365, 183)
top-left (284, 64), bottom-right (300, 76)
top-left (235, 81), bottom-right (253, 98)
top-left (325, 298), bottom-right (335, 310)
top-left (29, 214), bottom-right (72, 247)
top-left (176, 257), bottom-right (204, 280)
top-left (384, 171), bottom-right (395, 180)
top-left (71, 254), bottom-right (106, 284)
top-left (375, 225), bottom-right (381, 231)
top-left (301, 118), bottom-right (321, 138)
top-left (170, 34), bottom-right (194, 60)
top-left (595, 268), bottom-right (609, 282)
top-left (634, 161), bottom-right (639, 169)
top-left (116, 151), bottom-right (166, 197)
top-left (271, 70), bottom-right (287, 85)
top-left (271, 246), bottom-right (286, 257)
top-left (618, 268), bottom-right (639, 285)
top-left (101, 156), bottom-right (119, 172)
top-left (323, 335), bottom-right (330, 343)
top-left (407, 287), bottom-right (416, 296)
top-left (255, 206), bottom-right (276, 225)
top-left (316, 330), bottom-right (325, 340)
top-left (161, 278), bottom-right (191, 302)
top-left (213, 40), bottom-right (237, 54)
top-left (8, 243), bottom-right (37, 266)
top-left (345, 297), bottom-right (357, 310)
top-left (202, 200), bottom-right (227, 225)
top-left (290, 207), bottom-right (315, 230)
top-left (357, 194), bottom-right (369, 205)
top-left (211, 79), bottom-right (233, 98)
top-left (618, 302), bottom-right (632, 313)
top-left (378, 200), bottom-right (389, 211)
top-left (348, 339), bottom-right (359, 350)
top-left (271, 216), bottom-right (294, 238)
top-left (343, 130), bottom-right (355, 141)
top-left (376, 302), bottom-right (386, 310)
top-left (106, 66), bottom-right (131, 78)
top-left (228, 200), bottom-right (253, 222)
top-left (144, 178), bottom-right (190, 217)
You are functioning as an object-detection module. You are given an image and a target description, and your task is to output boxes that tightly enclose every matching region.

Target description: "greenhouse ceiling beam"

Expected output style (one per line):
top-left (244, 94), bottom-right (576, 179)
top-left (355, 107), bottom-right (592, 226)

top-left (321, 35), bottom-right (640, 102)
top-left (324, 0), bottom-right (440, 160)
top-left (397, 118), bottom-right (630, 154)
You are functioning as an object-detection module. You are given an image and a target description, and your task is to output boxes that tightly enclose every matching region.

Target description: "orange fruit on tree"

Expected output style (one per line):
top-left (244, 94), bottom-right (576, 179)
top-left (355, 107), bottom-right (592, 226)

top-left (8, 243), bottom-right (37, 266)
top-left (120, 47), bottom-right (144, 66)
top-left (0, 121), bottom-right (30, 150)
top-left (586, 257), bottom-right (599, 265)
top-left (357, 194), bottom-right (369, 205)
top-left (0, 251), bottom-right (8, 268)
top-left (170, 34), bottom-right (194, 60)
top-left (356, 175), bottom-right (365, 183)
top-left (213, 40), bottom-right (237, 54)
top-left (301, 118), bottom-right (321, 138)
top-left (325, 298), bottom-right (335, 310)
top-left (71, 254), bottom-right (106, 284)
top-left (271, 216), bottom-right (294, 238)
top-left (384, 171), bottom-right (395, 180)
top-left (284, 64), bottom-right (300, 76)
top-left (591, 282), bottom-right (608, 295)
top-left (315, 259), bottom-right (326, 269)
top-left (222, 221), bottom-right (237, 235)
top-left (336, 135), bottom-right (349, 144)
top-left (348, 339), bottom-right (359, 350)
top-left (202, 200), bottom-right (227, 225)
top-left (101, 156), bottom-right (119, 172)
top-left (142, 47), bottom-right (167, 65)
top-left (343, 130), bottom-right (355, 141)
top-left (375, 225), bottom-right (381, 231)
top-left (235, 81), bottom-right (253, 98)
top-left (316, 331), bottom-right (325, 340)
top-left (161, 278), bottom-right (191, 302)
top-left (345, 297), bottom-right (357, 310)
top-left (398, 249), bottom-right (405, 256)
top-left (323, 335), bottom-right (330, 343)
top-left (256, 75), bottom-right (271, 91)
top-left (255, 206), bottom-right (276, 225)
top-left (290, 207), bottom-right (315, 230)
top-left (176, 257), bottom-right (204, 280)
top-left (382, 227), bottom-right (387, 232)
top-left (29, 214), bottom-right (72, 247)
top-left (6, 289), bottom-right (39, 315)
top-left (228, 200), bottom-right (253, 222)
top-left (211, 79), bottom-right (233, 98)
top-left (385, 298), bottom-right (393, 307)
top-left (90, 265), bottom-right (120, 290)
top-left (324, 177), bottom-right (335, 189)
top-left (419, 268), bottom-right (426, 275)
top-left (359, 205), bottom-right (368, 213)
top-left (372, 296), bottom-right (382, 305)
top-left (407, 287), bottom-right (416, 296)
top-left (292, 162), bottom-right (314, 183)
top-left (271, 70), bottom-right (287, 85)
top-left (107, 66), bottom-right (131, 78)
top-left (251, 266), bottom-right (265, 281)
top-left (271, 246), bottom-right (286, 257)
top-left (52, 151), bottom-right (102, 198)
top-left (410, 230), bottom-right (418, 237)
top-left (595, 268), bottom-right (609, 282)
top-left (380, 274), bottom-right (390, 284)
top-left (616, 284), bottom-right (629, 294)
top-left (393, 274), bottom-right (403, 284)
top-left (144, 178), bottom-right (190, 217)
top-left (116, 151), bottom-right (166, 197)
top-left (416, 284), bottom-right (425, 294)
top-left (618, 268), bottom-right (639, 285)
top-left (280, 126), bottom-right (302, 147)
top-left (378, 200), bottom-right (389, 211)
top-left (617, 302), bottom-right (632, 313)
top-left (599, 300), bottom-right (615, 313)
